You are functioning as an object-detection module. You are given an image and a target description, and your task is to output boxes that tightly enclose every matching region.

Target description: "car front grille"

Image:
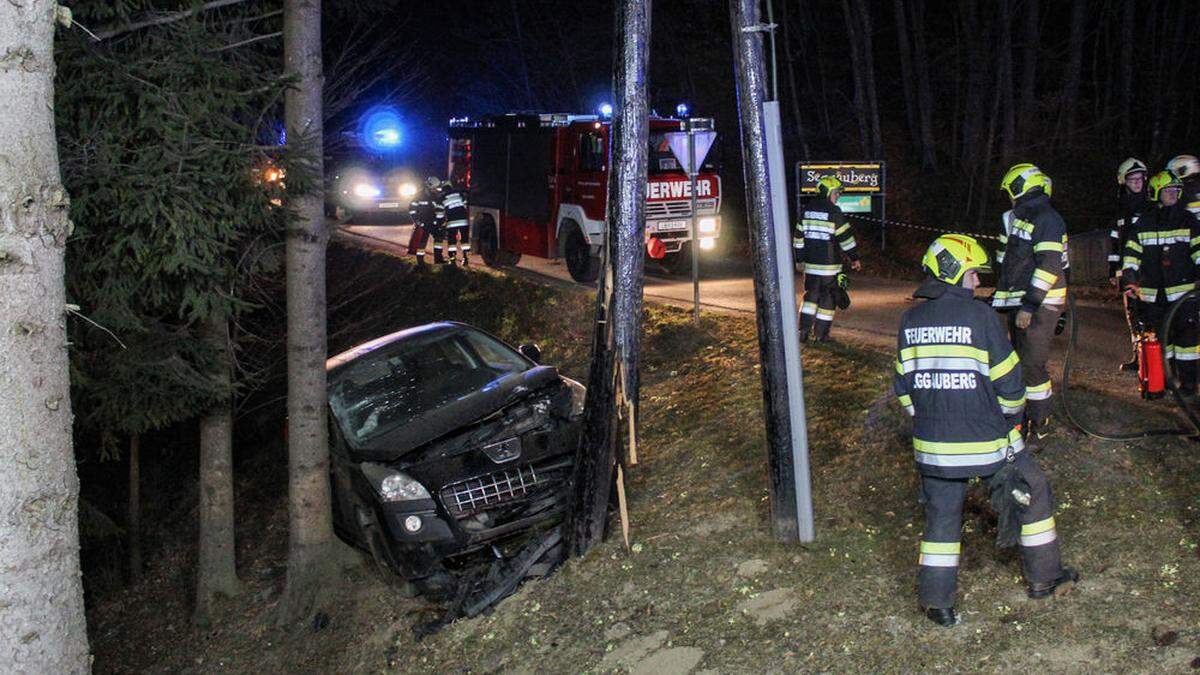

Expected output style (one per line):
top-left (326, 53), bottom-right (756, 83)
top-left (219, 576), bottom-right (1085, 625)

top-left (440, 464), bottom-right (544, 518)
top-left (646, 198), bottom-right (717, 220)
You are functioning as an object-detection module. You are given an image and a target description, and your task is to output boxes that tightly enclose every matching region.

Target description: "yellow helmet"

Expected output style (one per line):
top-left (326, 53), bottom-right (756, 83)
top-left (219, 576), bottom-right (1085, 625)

top-left (1117, 157), bottom-right (1148, 184)
top-left (816, 175), bottom-right (844, 200)
top-left (1000, 163), bottom-right (1051, 201)
top-left (1149, 170), bottom-right (1183, 202)
top-left (922, 234), bottom-right (990, 285)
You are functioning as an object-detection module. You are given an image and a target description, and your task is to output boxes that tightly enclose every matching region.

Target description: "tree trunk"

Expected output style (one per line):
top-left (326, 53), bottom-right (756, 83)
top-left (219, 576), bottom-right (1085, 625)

top-left (569, 0), bottom-right (650, 557)
top-left (1019, 0), bottom-right (1039, 133)
top-left (1059, 0), bottom-right (1087, 141)
top-left (854, 0), bottom-right (882, 158)
top-left (780, 0), bottom-right (811, 159)
top-left (998, 0), bottom-right (1016, 159)
top-left (0, 2), bottom-right (90, 671)
top-left (1119, 0), bottom-right (1134, 146)
top-left (128, 433), bottom-right (142, 583)
top-left (892, 0), bottom-right (918, 151)
top-left (278, 0), bottom-right (336, 625)
top-left (194, 315), bottom-right (241, 625)
top-left (911, 0), bottom-right (937, 169)
top-left (959, 0), bottom-right (984, 167)
top-left (841, 0), bottom-right (870, 157)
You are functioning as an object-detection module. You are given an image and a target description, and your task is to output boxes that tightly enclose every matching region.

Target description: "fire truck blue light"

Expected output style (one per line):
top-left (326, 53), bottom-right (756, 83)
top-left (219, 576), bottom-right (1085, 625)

top-left (360, 106), bottom-right (404, 151)
top-left (676, 103), bottom-right (689, 117)
top-left (599, 103), bottom-right (613, 118)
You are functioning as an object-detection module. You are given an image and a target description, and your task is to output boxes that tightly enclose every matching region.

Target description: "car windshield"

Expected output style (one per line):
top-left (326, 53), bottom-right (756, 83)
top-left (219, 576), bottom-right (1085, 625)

top-left (648, 131), bottom-right (720, 175)
top-left (328, 327), bottom-right (531, 445)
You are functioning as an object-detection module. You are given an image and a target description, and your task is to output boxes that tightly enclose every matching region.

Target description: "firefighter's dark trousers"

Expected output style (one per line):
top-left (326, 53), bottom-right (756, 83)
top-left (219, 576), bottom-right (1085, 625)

top-left (1007, 306), bottom-right (1058, 423)
top-left (429, 225), bottom-right (449, 263)
top-left (1138, 297), bottom-right (1199, 391)
top-left (444, 223), bottom-right (470, 263)
top-left (918, 451), bottom-right (1063, 609)
top-left (799, 273), bottom-right (839, 340)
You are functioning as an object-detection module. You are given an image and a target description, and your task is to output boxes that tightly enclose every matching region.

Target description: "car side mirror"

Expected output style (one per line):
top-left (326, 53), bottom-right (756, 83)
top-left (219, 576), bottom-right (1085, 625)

top-left (519, 342), bottom-right (542, 363)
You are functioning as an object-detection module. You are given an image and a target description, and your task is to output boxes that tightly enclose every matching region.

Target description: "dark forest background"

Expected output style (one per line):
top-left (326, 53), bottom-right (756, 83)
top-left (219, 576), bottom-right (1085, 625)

top-left (392, 0), bottom-right (1200, 240)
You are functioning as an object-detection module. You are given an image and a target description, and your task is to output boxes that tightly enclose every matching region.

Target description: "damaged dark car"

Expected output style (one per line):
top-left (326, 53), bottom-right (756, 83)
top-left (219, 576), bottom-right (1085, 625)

top-left (326, 322), bottom-right (584, 598)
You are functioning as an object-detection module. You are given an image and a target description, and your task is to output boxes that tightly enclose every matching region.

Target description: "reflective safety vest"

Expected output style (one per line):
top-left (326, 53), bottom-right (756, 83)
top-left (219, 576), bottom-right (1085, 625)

top-left (1183, 176), bottom-right (1200, 220)
top-left (993, 193), bottom-right (1068, 311)
top-left (1110, 189), bottom-right (1149, 278)
top-left (792, 195), bottom-right (859, 276)
top-left (441, 187), bottom-right (469, 229)
top-left (1121, 203), bottom-right (1200, 303)
top-left (895, 280), bottom-right (1027, 479)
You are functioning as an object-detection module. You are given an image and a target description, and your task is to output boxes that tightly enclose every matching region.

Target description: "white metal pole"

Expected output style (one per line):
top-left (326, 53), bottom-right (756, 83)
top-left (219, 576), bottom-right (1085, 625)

top-left (763, 100), bottom-right (814, 542)
top-left (688, 125), bottom-right (700, 323)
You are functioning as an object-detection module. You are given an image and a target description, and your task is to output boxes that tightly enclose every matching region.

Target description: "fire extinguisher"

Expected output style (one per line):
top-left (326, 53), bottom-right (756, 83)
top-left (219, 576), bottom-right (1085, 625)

top-left (1138, 333), bottom-right (1166, 399)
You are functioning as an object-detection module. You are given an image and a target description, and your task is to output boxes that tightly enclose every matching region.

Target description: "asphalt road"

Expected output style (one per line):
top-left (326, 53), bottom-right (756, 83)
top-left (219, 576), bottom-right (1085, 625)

top-left (340, 222), bottom-right (1137, 400)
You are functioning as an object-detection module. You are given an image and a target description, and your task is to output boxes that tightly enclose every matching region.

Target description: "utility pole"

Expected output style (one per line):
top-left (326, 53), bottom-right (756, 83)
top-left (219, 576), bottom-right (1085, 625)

top-left (570, 0), bottom-right (651, 556)
top-left (730, 0), bottom-right (814, 542)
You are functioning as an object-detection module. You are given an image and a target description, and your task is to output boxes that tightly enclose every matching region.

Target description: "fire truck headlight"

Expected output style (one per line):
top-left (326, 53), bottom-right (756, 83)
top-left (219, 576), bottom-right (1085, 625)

top-left (399, 182), bottom-right (418, 199)
top-left (699, 237), bottom-right (716, 251)
top-left (698, 217), bottom-right (718, 234)
top-left (353, 182), bottom-right (382, 198)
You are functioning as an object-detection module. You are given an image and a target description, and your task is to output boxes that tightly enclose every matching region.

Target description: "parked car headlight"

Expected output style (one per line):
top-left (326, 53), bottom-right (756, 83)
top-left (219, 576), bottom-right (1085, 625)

top-left (563, 377), bottom-right (586, 418)
top-left (399, 182), bottom-right (418, 198)
top-left (361, 463), bottom-right (430, 502)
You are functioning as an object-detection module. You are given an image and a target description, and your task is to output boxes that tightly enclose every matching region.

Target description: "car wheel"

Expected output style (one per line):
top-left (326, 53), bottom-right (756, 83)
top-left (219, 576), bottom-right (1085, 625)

top-left (563, 223), bottom-right (599, 283)
top-left (478, 218), bottom-right (521, 268)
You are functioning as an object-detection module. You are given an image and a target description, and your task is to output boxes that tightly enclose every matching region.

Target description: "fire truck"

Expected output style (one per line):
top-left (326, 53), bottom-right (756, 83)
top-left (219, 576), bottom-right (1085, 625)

top-left (447, 113), bottom-right (722, 282)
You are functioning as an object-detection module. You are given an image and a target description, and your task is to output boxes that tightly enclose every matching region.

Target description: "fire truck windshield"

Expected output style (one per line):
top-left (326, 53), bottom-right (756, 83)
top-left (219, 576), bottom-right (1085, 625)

top-left (648, 131), bottom-right (719, 175)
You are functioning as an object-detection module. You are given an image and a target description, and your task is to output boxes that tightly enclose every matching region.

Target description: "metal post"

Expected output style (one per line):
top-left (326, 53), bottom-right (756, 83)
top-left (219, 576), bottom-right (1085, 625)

top-left (689, 124), bottom-right (700, 323)
top-left (730, 0), bottom-right (806, 542)
top-left (764, 102), bottom-right (814, 542)
top-left (880, 162), bottom-right (887, 251)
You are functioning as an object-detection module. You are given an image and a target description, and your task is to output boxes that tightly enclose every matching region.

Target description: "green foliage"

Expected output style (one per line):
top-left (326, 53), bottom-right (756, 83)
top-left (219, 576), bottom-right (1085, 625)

top-left (57, 9), bottom-right (288, 439)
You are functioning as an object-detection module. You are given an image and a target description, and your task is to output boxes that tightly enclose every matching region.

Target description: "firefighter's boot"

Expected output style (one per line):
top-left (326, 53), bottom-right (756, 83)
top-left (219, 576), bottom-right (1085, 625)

top-left (1027, 567), bottom-right (1079, 599)
top-left (921, 606), bottom-right (958, 627)
top-left (433, 246), bottom-right (445, 264)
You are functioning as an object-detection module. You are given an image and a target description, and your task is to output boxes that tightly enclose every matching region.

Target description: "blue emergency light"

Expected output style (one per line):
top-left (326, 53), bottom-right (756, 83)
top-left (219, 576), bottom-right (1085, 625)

top-left (359, 106), bottom-right (403, 151)
top-left (599, 103), bottom-right (613, 118)
top-left (676, 103), bottom-right (689, 117)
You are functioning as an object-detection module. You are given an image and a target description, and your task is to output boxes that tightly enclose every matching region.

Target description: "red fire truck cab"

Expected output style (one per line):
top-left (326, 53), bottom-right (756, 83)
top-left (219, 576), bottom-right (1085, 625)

top-left (448, 113), bottom-right (722, 283)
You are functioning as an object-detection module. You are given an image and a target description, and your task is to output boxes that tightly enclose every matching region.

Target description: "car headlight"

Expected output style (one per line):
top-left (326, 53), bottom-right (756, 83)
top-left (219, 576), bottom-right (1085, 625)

top-left (399, 182), bottom-right (418, 198)
top-left (698, 217), bottom-right (717, 234)
top-left (360, 463), bottom-right (430, 502)
top-left (353, 182), bottom-right (381, 198)
top-left (563, 377), bottom-right (586, 418)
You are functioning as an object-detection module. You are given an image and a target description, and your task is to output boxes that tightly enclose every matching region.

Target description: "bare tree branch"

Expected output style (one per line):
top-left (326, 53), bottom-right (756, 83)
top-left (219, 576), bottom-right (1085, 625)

top-left (210, 31), bottom-right (282, 53)
top-left (95, 0), bottom-right (258, 41)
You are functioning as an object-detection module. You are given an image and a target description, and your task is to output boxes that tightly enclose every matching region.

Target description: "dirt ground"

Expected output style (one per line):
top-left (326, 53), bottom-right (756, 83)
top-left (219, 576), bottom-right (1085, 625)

top-left (88, 247), bottom-right (1200, 673)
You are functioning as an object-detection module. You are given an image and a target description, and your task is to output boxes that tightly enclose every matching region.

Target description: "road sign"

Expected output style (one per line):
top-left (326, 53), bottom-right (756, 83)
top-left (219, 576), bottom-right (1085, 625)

top-left (665, 128), bottom-right (717, 174)
top-left (836, 194), bottom-right (872, 213)
top-left (798, 162), bottom-right (883, 194)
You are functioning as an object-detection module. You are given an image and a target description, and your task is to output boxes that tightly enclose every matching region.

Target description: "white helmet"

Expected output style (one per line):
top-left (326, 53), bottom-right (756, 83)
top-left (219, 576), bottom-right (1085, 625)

top-left (1117, 157), bottom-right (1147, 184)
top-left (1167, 154), bottom-right (1200, 180)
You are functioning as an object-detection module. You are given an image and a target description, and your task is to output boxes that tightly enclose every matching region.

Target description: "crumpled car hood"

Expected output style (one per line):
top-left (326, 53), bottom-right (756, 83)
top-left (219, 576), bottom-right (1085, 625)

top-left (350, 365), bottom-right (562, 461)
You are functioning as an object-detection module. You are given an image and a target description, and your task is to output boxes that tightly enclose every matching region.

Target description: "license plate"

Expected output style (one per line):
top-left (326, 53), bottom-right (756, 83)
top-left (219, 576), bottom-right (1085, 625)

top-left (655, 219), bottom-right (689, 232)
top-left (378, 201), bottom-right (400, 209)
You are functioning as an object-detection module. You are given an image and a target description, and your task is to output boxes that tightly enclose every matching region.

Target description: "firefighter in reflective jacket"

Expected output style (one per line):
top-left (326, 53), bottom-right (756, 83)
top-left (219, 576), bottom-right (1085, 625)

top-left (793, 175), bottom-right (861, 342)
top-left (896, 234), bottom-right (1076, 628)
top-left (1167, 154), bottom-right (1200, 219)
top-left (407, 177), bottom-right (445, 265)
top-left (1113, 158), bottom-right (1150, 370)
top-left (992, 164), bottom-right (1066, 442)
top-left (1121, 170), bottom-right (1200, 395)
top-left (439, 180), bottom-right (471, 265)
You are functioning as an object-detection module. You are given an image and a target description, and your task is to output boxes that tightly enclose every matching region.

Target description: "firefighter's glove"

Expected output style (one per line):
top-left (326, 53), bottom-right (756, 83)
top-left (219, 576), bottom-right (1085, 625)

top-left (1015, 309), bottom-right (1033, 330)
top-left (849, 259), bottom-right (863, 272)
top-left (1055, 311), bottom-right (1067, 336)
top-left (988, 463), bottom-right (1032, 549)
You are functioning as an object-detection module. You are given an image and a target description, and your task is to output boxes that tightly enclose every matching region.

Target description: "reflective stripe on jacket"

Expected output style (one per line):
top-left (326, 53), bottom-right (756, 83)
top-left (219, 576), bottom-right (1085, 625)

top-left (896, 280), bottom-right (1027, 479)
top-left (793, 195), bottom-right (859, 275)
top-left (1121, 203), bottom-right (1200, 303)
top-left (992, 193), bottom-right (1068, 312)
top-left (441, 188), bottom-right (469, 228)
top-left (1111, 189), bottom-right (1149, 277)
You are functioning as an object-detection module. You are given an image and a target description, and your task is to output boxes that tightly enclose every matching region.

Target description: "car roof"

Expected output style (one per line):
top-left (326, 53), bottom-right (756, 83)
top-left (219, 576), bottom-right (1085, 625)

top-left (325, 322), bottom-right (469, 372)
